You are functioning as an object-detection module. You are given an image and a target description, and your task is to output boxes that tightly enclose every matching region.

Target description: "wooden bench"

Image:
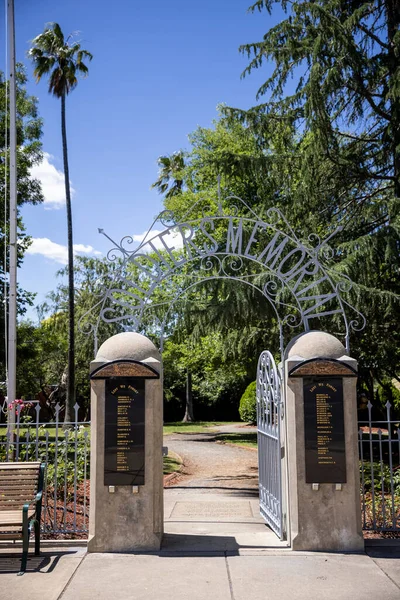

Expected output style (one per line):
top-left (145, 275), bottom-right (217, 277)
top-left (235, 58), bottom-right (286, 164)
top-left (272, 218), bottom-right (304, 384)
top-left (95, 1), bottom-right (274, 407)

top-left (0, 462), bottom-right (45, 575)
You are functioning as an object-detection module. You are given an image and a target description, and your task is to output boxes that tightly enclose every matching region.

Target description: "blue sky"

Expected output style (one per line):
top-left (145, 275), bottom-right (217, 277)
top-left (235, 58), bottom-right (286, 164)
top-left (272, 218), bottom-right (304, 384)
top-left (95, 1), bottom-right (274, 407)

top-left (1, 0), bottom-right (281, 320)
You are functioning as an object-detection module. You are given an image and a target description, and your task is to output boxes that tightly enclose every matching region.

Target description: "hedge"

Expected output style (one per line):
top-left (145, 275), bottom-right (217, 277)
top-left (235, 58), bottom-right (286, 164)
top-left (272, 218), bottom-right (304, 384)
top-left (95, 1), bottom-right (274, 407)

top-left (239, 380), bottom-right (257, 424)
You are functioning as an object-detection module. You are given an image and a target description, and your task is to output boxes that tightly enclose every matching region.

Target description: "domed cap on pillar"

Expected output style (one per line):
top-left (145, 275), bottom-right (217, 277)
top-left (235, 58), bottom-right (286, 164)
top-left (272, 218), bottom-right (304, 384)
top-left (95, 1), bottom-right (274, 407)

top-left (90, 332), bottom-right (161, 376)
top-left (96, 332), bottom-right (161, 363)
top-left (286, 331), bottom-right (348, 360)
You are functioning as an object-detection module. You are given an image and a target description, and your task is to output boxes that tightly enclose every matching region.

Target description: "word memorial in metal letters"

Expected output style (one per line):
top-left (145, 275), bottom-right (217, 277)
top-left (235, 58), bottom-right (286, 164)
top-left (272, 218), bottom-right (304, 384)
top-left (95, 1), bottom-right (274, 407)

top-left (303, 377), bottom-right (346, 483)
top-left (80, 194), bottom-right (366, 356)
top-left (104, 378), bottom-right (145, 486)
top-left (103, 217), bottom-right (342, 330)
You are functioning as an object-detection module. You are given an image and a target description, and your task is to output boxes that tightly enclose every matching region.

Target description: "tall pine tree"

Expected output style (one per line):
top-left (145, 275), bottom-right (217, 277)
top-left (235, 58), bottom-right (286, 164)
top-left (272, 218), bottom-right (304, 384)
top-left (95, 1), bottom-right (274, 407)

top-left (221, 0), bottom-right (400, 394)
top-left (225, 0), bottom-right (400, 215)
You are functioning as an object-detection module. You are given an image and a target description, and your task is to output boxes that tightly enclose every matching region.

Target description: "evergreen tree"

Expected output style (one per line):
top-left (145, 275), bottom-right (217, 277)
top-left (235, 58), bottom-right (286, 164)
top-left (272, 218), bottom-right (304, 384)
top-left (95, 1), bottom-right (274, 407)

top-left (219, 0), bottom-right (400, 390)
top-left (19, 257), bottom-right (123, 412)
top-left (152, 113), bottom-right (400, 396)
top-left (225, 0), bottom-right (399, 211)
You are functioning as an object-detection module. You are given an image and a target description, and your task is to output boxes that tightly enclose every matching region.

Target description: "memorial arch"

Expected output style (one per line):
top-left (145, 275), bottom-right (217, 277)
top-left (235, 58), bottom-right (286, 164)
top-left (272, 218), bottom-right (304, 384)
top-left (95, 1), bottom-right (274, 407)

top-left (79, 185), bottom-right (365, 359)
top-left (81, 184), bottom-right (366, 542)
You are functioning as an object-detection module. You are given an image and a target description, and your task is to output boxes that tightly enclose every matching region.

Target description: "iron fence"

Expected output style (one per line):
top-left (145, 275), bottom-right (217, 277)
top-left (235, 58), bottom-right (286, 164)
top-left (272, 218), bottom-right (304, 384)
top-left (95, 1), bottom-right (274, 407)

top-left (358, 401), bottom-right (400, 532)
top-left (1, 398), bottom-right (399, 536)
top-left (0, 400), bottom-right (90, 535)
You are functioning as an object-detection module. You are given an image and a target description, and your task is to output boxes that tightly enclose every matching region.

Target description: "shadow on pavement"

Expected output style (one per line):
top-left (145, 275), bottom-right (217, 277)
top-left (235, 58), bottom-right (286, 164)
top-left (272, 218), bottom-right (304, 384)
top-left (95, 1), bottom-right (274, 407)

top-left (169, 485), bottom-right (259, 496)
top-left (182, 433), bottom-right (258, 445)
top-left (366, 546), bottom-right (400, 558)
top-left (0, 550), bottom-right (76, 575)
top-left (160, 533), bottom-right (283, 555)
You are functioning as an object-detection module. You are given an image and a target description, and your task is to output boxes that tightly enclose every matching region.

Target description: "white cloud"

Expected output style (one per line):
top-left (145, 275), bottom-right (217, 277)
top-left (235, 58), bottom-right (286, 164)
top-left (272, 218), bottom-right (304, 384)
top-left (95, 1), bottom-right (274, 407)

top-left (30, 152), bottom-right (75, 209)
top-left (132, 229), bottom-right (184, 252)
top-left (26, 238), bottom-right (102, 265)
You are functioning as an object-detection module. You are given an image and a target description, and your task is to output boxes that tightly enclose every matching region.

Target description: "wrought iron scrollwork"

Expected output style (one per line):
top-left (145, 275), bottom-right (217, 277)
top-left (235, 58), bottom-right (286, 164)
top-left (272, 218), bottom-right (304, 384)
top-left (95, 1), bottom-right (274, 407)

top-left (79, 186), bottom-right (366, 357)
top-left (257, 351), bottom-right (282, 430)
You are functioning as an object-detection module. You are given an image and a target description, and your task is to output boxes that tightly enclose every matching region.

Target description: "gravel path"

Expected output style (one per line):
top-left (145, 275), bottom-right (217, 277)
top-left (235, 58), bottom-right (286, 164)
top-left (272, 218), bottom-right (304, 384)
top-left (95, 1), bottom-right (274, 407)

top-left (164, 426), bottom-right (259, 496)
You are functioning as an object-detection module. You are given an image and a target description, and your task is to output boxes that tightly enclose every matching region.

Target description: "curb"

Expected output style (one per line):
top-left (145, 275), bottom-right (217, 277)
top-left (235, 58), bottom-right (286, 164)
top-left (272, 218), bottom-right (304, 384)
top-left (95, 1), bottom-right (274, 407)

top-left (164, 472), bottom-right (179, 485)
top-left (163, 450), bottom-right (183, 485)
top-left (3, 538), bottom-right (399, 550)
top-left (216, 440), bottom-right (257, 452)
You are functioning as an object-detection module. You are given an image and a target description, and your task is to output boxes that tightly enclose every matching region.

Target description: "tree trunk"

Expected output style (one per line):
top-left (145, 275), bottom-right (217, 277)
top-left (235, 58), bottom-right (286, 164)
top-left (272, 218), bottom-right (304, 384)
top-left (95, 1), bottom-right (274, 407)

top-left (61, 92), bottom-right (75, 425)
top-left (368, 370), bottom-right (375, 404)
top-left (182, 369), bottom-right (194, 422)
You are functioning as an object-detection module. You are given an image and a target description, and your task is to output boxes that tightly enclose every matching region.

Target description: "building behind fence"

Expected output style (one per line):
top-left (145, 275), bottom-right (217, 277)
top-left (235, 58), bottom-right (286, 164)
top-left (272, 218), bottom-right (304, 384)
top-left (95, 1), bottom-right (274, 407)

top-left (1, 400), bottom-right (399, 535)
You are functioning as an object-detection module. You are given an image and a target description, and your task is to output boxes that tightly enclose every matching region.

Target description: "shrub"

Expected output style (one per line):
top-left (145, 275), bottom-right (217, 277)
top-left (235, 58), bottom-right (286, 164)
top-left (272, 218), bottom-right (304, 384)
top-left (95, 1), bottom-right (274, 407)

top-left (0, 426), bottom-right (90, 489)
top-left (360, 461), bottom-right (400, 495)
top-left (239, 381), bottom-right (257, 424)
top-left (376, 381), bottom-right (400, 414)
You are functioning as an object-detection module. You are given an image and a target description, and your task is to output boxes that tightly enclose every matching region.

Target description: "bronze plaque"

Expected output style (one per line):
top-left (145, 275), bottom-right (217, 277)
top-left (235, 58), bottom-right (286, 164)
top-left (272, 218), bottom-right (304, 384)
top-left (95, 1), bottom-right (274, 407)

top-left (303, 377), bottom-right (346, 483)
top-left (104, 378), bottom-right (145, 486)
top-left (92, 361), bottom-right (159, 379)
top-left (289, 360), bottom-right (356, 377)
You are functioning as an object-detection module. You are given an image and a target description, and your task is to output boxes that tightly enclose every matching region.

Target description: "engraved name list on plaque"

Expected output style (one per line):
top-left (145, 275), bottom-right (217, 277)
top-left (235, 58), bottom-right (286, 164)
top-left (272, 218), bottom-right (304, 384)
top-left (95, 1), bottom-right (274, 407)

top-left (303, 377), bottom-right (346, 484)
top-left (104, 377), bottom-right (145, 486)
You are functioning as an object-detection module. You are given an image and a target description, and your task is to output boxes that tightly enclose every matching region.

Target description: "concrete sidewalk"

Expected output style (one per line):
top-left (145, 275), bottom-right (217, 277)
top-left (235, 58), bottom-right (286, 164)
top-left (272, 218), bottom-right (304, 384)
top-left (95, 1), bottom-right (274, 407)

top-left (61, 547), bottom-right (400, 600)
top-left (0, 546), bottom-right (85, 600)
top-left (1, 491), bottom-right (399, 600)
top-left (1, 541), bottom-right (399, 600)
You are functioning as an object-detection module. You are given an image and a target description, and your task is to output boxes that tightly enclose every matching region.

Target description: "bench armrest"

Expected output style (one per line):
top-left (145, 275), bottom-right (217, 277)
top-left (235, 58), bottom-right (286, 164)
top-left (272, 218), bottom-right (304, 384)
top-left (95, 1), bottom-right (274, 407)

top-left (21, 463), bottom-right (45, 525)
top-left (22, 491), bottom-right (43, 515)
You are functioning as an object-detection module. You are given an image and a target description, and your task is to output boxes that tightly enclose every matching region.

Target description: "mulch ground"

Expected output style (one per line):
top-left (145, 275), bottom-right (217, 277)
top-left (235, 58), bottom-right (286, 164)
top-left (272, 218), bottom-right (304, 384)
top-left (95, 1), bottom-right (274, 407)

top-left (42, 475), bottom-right (177, 539)
top-left (42, 481), bottom-right (90, 539)
top-left (361, 492), bottom-right (400, 538)
top-left (41, 479), bottom-right (400, 540)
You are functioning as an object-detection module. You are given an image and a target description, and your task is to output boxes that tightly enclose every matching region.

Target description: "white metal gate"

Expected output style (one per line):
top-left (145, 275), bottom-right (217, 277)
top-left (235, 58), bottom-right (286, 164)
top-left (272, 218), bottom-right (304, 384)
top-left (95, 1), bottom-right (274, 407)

top-left (256, 350), bottom-right (284, 539)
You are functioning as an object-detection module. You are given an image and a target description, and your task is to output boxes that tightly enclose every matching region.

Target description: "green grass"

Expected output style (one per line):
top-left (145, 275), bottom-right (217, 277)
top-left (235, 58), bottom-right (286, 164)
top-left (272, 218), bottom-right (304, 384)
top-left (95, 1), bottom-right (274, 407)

top-left (2, 422), bottom-right (231, 439)
top-left (0, 424), bottom-right (90, 441)
top-left (215, 432), bottom-right (257, 449)
top-left (163, 451), bottom-right (183, 475)
top-left (162, 421), bottom-right (230, 435)
top-left (1, 421), bottom-right (241, 441)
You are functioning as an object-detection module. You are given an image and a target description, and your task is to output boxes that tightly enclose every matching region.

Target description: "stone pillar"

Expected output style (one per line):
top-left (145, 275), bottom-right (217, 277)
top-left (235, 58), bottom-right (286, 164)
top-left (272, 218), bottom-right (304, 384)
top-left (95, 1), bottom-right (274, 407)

top-left (285, 331), bottom-right (364, 552)
top-left (88, 332), bottom-right (163, 553)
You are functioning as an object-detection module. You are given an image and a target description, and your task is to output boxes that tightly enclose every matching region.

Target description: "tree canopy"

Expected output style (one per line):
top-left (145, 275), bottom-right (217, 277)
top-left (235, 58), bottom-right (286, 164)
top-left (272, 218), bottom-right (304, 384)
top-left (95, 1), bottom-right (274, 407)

top-left (226, 0), bottom-right (400, 204)
top-left (9, 4), bottom-right (400, 419)
top-left (29, 23), bottom-right (93, 99)
top-left (151, 105), bottom-right (400, 408)
top-left (0, 67), bottom-right (43, 388)
top-left (221, 0), bottom-right (400, 398)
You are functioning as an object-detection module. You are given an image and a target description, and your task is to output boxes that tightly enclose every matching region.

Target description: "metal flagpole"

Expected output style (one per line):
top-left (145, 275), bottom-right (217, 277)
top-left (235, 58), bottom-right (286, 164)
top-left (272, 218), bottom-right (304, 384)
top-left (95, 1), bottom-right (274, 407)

top-left (6, 0), bottom-right (17, 442)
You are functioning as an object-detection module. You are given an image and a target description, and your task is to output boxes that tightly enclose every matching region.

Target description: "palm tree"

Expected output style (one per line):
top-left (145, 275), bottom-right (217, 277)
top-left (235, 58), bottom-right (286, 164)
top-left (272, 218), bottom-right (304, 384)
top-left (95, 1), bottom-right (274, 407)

top-left (29, 23), bottom-right (92, 423)
top-left (151, 151), bottom-right (185, 197)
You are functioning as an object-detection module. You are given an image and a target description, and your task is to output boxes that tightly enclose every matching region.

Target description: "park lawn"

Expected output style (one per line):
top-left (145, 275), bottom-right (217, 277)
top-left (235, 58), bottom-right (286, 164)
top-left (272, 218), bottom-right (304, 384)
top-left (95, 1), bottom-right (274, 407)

top-left (1, 421), bottom-right (239, 440)
top-left (163, 421), bottom-right (231, 435)
top-left (216, 432), bottom-right (257, 449)
top-left (0, 424), bottom-right (90, 441)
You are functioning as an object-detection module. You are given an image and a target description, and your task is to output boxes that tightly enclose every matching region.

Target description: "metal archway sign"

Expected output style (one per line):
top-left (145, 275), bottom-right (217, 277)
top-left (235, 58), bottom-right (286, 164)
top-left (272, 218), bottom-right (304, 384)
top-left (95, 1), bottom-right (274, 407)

top-left (79, 184), bottom-right (365, 356)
